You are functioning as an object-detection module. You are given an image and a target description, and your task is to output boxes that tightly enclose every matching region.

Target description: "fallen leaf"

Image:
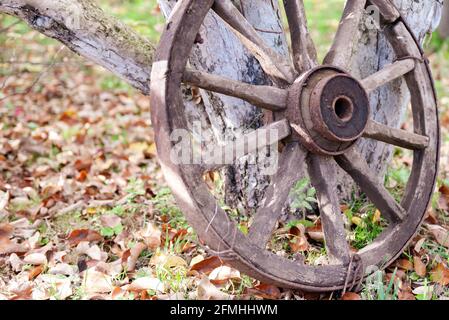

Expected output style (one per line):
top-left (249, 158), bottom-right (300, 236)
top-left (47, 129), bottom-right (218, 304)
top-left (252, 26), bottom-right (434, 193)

top-left (27, 232), bottom-right (41, 249)
top-left (306, 220), bottom-right (324, 242)
top-left (48, 263), bottom-right (77, 276)
top-left (396, 259), bottom-right (414, 271)
top-left (372, 210), bottom-right (381, 223)
top-left (128, 277), bottom-right (165, 292)
top-left (86, 245), bottom-right (105, 261)
top-left (414, 238), bottom-right (426, 254)
top-left (190, 256), bottom-right (223, 275)
top-left (0, 239), bottom-right (28, 254)
top-left (150, 251), bottom-right (187, 269)
top-left (76, 242), bottom-right (106, 261)
top-left (0, 191), bottom-right (9, 212)
top-left (83, 269), bottom-right (113, 294)
top-left (430, 263), bottom-right (449, 286)
top-left (189, 255), bottom-right (205, 267)
top-left (111, 286), bottom-right (127, 300)
top-left (341, 292), bottom-right (361, 300)
top-left (100, 214), bottom-right (122, 228)
top-left (8, 253), bottom-right (24, 272)
top-left (351, 217), bottom-right (364, 227)
top-left (398, 291), bottom-right (416, 300)
top-left (140, 223), bottom-right (161, 250)
top-left (197, 276), bottom-right (230, 300)
top-left (246, 283), bottom-right (281, 300)
top-left (289, 226), bottom-right (309, 253)
top-left (23, 253), bottom-right (47, 265)
top-left (438, 185), bottom-right (449, 211)
top-left (427, 224), bottom-right (449, 248)
top-left (28, 265), bottom-right (44, 280)
top-left (9, 283), bottom-right (33, 300)
top-left (413, 256), bottom-right (427, 278)
top-left (0, 223), bottom-right (13, 240)
top-left (37, 274), bottom-right (72, 300)
top-left (425, 209), bottom-right (440, 224)
top-left (412, 285), bottom-right (434, 300)
top-left (67, 229), bottom-right (102, 246)
top-left (126, 242), bottom-right (147, 271)
top-left (209, 266), bottom-right (241, 284)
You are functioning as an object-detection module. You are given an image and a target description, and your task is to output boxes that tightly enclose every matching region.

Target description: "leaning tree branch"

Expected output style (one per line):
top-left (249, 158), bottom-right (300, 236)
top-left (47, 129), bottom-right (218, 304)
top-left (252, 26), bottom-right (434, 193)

top-left (0, 0), bottom-right (156, 94)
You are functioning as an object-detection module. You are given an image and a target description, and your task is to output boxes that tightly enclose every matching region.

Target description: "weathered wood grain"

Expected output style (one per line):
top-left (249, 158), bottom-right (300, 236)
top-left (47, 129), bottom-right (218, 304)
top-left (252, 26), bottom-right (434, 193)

top-left (183, 69), bottom-right (287, 111)
top-left (363, 119), bottom-right (429, 150)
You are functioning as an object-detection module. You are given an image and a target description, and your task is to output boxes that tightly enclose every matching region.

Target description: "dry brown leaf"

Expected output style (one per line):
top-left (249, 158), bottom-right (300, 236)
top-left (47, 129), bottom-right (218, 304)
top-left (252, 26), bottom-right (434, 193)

top-left (83, 269), bottom-right (113, 294)
top-left (111, 286), bottom-right (127, 300)
top-left (306, 220), bottom-right (324, 242)
top-left (128, 277), bottom-right (165, 292)
top-left (0, 223), bottom-right (28, 255)
top-left (140, 223), bottom-right (161, 249)
top-left (396, 259), bottom-right (414, 271)
top-left (36, 274), bottom-right (73, 300)
top-left (190, 256), bottom-right (224, 275)
top-left (48, 263), bottom-right (76, 276)
top-left (67, 229), bottom-right (102, 246)
top-left (209, 266), bottom-right (241, 284)
top-left (28, 265), bottom-right (44, 280)
top-left (150, 251), bottom-right (187, 269)
top-left (9, 283), bottom-right (33, 300)
top-left (76, 242), bottom-right (106, 261)
top-left (126, 242), bottom-right (147, 271)
top-left (413, 256), bottom-right (427, 278)
top-left (430, 263), bottom-right (449, 286)
top-left (414, 238), bottom-right (426, 254)
top-left (424, 209), bottom-right (439, 225)
top-left (246, 283), bottom-right (281, 300)
top-left (427, 224), bottom-right (449, 248)
top-left (341, 292), bottom-right (362, 300)
top-left (0, 223), bottom-right (13, 240)
top-left (398, 291), bottom-right (416, 300)
top-left (438, 186), bottom-right (449, 211)
top-left (189, 255), bottom-right (205, 267)
top-left (196, 276), bottom-right (230, 300)
top-left (100, 214), bottom-right (122, 228)
top-left (289, 226), bottom-right (309, 253)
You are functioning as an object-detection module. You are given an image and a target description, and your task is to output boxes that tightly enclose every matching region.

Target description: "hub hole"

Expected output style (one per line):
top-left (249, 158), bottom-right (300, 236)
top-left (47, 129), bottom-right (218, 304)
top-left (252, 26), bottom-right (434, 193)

top-left (333, 97), bottom-right (354, 122)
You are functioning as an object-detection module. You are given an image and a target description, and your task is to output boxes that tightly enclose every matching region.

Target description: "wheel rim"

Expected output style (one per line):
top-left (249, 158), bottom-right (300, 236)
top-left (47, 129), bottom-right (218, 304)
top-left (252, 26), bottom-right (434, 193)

top-left (150, 0), bottom-right (440, 292)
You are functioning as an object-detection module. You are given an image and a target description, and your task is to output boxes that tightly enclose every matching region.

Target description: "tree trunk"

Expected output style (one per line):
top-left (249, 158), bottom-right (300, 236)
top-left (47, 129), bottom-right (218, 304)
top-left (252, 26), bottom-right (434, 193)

top-left (0, 0), bottom-right (443, 208)
top-left (439, 0), bottom-right (449, 39)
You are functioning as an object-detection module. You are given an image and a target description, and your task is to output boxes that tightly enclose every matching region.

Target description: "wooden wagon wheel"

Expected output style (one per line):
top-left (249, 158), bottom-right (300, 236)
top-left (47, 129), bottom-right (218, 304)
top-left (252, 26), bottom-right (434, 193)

top-left (150, 0), bottom-right (439, 292)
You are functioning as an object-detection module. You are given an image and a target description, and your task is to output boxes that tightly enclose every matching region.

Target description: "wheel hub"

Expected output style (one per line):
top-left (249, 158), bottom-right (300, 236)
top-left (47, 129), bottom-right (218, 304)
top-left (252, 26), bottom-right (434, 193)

top-left (287, 66), bottom-right (370, 155)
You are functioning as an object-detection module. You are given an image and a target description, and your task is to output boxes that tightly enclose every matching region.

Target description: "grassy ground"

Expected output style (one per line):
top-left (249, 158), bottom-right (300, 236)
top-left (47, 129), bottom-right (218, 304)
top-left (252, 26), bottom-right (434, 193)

top-left (0, 0), bottom-right (449, 300)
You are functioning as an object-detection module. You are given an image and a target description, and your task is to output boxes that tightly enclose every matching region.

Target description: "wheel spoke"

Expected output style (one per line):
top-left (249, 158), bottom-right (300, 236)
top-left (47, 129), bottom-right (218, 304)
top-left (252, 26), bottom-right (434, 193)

top-left (363, 120), bottom-right (429, 150)
top-left (361, 59), bottom-right (416, 93)
top-left (202, 119), bottom-right (291, 171)
top-left (324, 0), bottom-right (367, 70)
top-left (212, 0), bottom-right (297, 83)
top-left (248, 143), bottom-right (306, 248)
top-left (183, 69), bottom-right (287, 111)
top-left (308, 155), bottom-right (350, 264)
top-left (335, 148), bottom-right (406, 223)
top-left (283, 0), bottom-right (318, 73)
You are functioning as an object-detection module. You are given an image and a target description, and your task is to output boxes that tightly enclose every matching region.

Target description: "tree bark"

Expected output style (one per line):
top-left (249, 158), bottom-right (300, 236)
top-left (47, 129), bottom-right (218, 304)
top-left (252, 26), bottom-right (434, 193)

top-left (0, 0), bottom-right (443, 208)
top-left (439, 0), bottom-right (449, 38)
top-left (0, 0), bottom-right (156, 94)
top-left (338, 0), bottom-right (442, 197)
